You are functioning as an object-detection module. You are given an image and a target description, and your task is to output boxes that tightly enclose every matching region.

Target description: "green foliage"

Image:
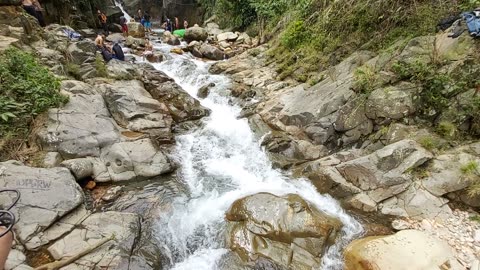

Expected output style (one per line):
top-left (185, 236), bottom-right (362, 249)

top-left (266, 0), bottom-right (466, 80)
top-left (460, 160), bottom-right (480, 197)
top-left (0, 47), bottom-right (67, 136)
top-left (470, 215), bottom-right (480, 223)
top-left (392, 60), bottom-right (455, 118)
top-left (199, 0), bottom-right (293, 30)
top-left (66, 63), bottom-right (81, 80)
top-left (95, 54), bottom-right (108, 78)
top-left (418, 136), bottom-right (442, 152)
top-left (460, 0), bottom-right (480, 10)
top-left (281, 20), bottom-right (307, 49)
top-left (461, 160), bottom-right (479, 175)
top-left (353, 65), bottom-right (378, 95)
top-left (436, 121), bottom-right (458, 139)
top-left (392, 58), bottom-right (480, 137)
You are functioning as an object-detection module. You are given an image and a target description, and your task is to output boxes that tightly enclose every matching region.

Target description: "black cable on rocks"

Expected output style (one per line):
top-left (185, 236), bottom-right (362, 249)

top-left (0, 189), bottom-right (20, 238)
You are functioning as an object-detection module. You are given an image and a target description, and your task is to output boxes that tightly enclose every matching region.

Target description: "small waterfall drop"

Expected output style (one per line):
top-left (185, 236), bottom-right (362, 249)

top-left (115, 1), bottom-right (132, 21)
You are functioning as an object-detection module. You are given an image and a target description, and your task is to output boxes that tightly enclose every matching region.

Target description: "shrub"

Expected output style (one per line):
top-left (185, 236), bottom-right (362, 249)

top-left (281, 20), bottom-right (307, 49)
top-left (95, 53), bottom-right (108, 78)
top-left (66, 62), bottom-right (81, 79)
top-left (418, 136), bottom-right (442, 152)
top-left (436, 121), bottom-right (458, 139)
top-left (0, 47), bottom-right (68, 136)
top-left (392, 60), bottom-right (453, 118)
top-left (353, 65), bottom-right (377, 95)
top-left (0, 47), bottom-right (68, 161)
top-left (460, 160), bottom-right (480, 197)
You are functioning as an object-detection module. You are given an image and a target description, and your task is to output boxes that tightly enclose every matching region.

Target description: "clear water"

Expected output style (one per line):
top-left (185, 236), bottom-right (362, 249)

top-left (146, 48), bottom-right (364, 270)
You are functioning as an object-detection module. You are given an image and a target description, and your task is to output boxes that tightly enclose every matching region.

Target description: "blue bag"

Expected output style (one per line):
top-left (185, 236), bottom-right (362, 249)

top-left (462, 12), bottom-right (480, 37)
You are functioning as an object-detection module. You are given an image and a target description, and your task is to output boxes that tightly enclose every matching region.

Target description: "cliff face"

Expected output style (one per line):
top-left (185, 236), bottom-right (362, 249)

top-left (122, 0), bottom-right (204, 26)
top-left (40, 0), bottom-right (122, 29)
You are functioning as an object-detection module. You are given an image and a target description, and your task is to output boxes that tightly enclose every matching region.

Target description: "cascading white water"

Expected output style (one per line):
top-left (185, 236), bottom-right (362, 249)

top-left (147, 47), bottom-right (364, 270)
top-left (114, 1), bottom-right (132, 21)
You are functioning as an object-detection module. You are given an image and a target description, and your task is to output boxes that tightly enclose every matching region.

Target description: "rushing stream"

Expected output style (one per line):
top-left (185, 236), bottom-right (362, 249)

top-left (140, 44), bottom-right (364, 270)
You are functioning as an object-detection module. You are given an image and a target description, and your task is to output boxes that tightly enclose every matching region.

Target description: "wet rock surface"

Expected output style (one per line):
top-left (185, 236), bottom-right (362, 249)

top-left (226, 193), bottom-right (342, 269)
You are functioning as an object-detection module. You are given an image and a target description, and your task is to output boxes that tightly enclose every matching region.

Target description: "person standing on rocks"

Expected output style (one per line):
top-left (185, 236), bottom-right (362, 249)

top-left (120, 15), bottom-right (128, 37)
top-left (143, 11), bottom-right (152, 33)
top-left (32, 0), bottom-right (46, 27)
top-left (137, 9), bottom-right (143, 23)
top-left (97, 10), bottom-right (109, 36)
top-left (165, 18), bottom-right (173, 32)
top-left (174, 17), bottom-right (179, 31)
top-left (183, 18), bottom-right (188, 29)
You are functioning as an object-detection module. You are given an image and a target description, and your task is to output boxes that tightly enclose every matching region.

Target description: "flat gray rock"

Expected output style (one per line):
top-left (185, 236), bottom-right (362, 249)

top-left (0, 161), bottom-right (83, 250)
top-left (100, 80), bottom-right (173, 141)
top-left (94, 139), bottom-right (173, 182)
top-left (37, 93), bottom-right (121, 159)
top-left (48, 211), bottom-right (141, 270)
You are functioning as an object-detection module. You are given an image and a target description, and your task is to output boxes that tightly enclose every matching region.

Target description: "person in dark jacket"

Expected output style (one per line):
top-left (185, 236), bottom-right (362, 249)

top-left (100, 45), bottom-right (113, 62)
top-left (112, 43), bottom-right (125, 61)
top-left (32, 0), bottom-right (46, 27)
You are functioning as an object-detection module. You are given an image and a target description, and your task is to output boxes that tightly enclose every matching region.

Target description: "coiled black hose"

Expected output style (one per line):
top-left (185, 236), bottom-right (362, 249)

top-left (0, 189), bottom-right (20, 238)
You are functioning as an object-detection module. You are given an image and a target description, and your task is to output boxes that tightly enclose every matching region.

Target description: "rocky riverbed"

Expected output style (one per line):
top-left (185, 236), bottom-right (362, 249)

top-left (0, 2), bottom-right (479, 270)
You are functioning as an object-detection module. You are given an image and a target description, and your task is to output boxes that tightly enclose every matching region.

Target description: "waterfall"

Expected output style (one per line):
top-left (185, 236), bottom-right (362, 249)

top-left (147, 48), bottom-right (364, 270)
top-left (114, 1), bottom-right (132, 21)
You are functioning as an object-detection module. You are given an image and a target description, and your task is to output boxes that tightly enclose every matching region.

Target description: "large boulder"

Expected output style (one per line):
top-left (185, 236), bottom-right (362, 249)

top-left (104, 5), bottom-right (123, 25)
top-left (365, 82), bottom-right (417, 121)
top-left (142, 69), bottom-right (210, 122)
top-left (106, 60), bottom-right (143, 80)
top-left (204, 22), bottom-right (222, 36)
top-left (66, 39), bottom-right (97, 64)
top-left (57, 139), bottom-right (173, 183)
top-left (296, 139), bottom-right (448, 219)
top-left (0, 161), bottom-right (83, 250)
top-left (379, 182), bottom-right (452, 219)
top-left (226, 193), bottom-right (342, 269)
top-left (100, 80), bottom-right (173, 141)
top-left (423, 152), bottom-right (480, 197)
top-left (93, 139), bottom-right (174, 182)
top-left (37, 93), bottom-right (121, 159)
top-left (344, 230), bottom-right (463, 270)
top-left (48, 211), bottom-right (141, 269)
top-left (335, 139), bottom-right (432, 200)
top-left (217, 31), bottom-right (238, 42)
top-left (259, 51), bottom-right (375, 135)
top-left (199, 43), bottom-right (224, 60)
top-left (184, 25), bottom-right (208, 42)
top-left (127, 22), bottom-right (145, 38)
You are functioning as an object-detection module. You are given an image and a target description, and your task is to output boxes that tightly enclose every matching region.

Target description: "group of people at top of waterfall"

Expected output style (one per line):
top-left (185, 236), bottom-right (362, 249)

top-left (135, 8), bottom-right (189, 33)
